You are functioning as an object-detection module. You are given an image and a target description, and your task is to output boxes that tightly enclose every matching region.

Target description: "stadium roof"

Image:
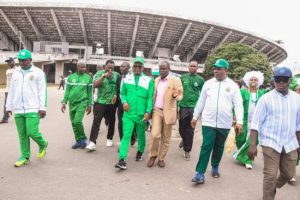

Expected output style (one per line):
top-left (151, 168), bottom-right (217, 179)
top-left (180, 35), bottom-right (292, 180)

top-left (0, 2), bottom-right (287, 64)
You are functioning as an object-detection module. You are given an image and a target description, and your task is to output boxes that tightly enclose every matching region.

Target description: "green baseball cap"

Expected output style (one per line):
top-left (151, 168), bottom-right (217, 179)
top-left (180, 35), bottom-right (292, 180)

top-left (134, 57), bottom-right (145, 65)
top-left (213, 58), bottom-right (229, 69)
top-left (17, 49), bottom-right (32, 59)
top-left (152, 66), bottom-right (160, 76)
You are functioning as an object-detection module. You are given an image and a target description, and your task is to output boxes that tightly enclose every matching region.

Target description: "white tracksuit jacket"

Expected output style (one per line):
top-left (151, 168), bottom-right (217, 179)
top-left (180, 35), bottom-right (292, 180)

top-left (6, 65), bottom-right (47, 114)
top-left (193, 77), bottom-right (243, 129)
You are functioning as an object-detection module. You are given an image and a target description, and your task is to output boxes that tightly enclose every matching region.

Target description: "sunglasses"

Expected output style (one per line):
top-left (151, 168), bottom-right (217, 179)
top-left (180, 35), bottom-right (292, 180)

top-left (133, 65), bottom-right (143, 68)
top-left (274, 77), bottom-right (289, 83)
top-left (18, 58), bottom-right (27, 62)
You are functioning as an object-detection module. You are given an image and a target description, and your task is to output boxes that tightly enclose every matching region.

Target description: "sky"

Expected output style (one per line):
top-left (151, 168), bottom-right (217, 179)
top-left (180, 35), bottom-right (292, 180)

top-left (3, 0), bottom-right (300, 73)
top-left (100, 0), bottom-right (300, 71)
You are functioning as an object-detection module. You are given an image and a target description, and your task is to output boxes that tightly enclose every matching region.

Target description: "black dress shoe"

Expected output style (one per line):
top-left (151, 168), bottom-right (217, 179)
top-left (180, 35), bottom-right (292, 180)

top-left (135, 151), bottom-right (143, 161)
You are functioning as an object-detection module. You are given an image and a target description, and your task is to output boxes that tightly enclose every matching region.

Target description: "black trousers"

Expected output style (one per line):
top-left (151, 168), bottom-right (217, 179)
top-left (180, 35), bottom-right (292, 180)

top-left (178, 107), bottom-right (195, 152)
top-left (2, 92), bottom-right (9, 122)
top-left (89, 103), bottom-right (116, 143)
top-left (117, 102), bottom-right (136, 142)
top-left (117, 102), bottom-right (124, 139)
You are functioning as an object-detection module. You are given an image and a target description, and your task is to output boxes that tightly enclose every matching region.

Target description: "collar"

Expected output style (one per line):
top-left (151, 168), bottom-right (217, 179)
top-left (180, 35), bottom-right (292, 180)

top-left (274, 89), bottom-right (289, 98)
top-left (134, 73), bottom-right (143, 77)
top-left (20, 65), bottom-right (33, 72)
top-left (160, 74), bottom-right (170, 81)
top-left (189, 73), bottom-right (197, 76)
top-left (214, 76), bottom-right (228, 82)
top-left (122, 72), bottom-right (129, 78)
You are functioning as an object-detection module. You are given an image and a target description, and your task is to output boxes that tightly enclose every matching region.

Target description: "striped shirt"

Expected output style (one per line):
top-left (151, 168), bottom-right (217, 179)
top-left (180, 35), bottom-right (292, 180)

top-left (251, 89), bottom-right (300, 153)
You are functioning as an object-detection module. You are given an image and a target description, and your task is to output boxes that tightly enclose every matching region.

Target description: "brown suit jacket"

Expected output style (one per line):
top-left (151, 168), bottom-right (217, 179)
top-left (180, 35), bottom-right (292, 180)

top-left (153, 74), bottom-right (183, 125)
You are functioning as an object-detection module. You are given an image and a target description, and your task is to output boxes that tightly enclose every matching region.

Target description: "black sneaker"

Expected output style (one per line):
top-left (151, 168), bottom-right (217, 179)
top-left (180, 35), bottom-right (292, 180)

top-left (135, 151), bottom-right (143, 161)
top-left (115, 159), bottom-right (127, 170)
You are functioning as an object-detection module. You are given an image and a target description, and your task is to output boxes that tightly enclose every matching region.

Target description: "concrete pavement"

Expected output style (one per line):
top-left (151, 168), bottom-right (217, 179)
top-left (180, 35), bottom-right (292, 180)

top-left (0, 87), bottom-right (299, 200)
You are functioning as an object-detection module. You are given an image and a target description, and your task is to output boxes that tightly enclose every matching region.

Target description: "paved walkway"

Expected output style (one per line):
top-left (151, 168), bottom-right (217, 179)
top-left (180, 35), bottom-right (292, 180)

top-left (0, 87), bottom-right (299, 200)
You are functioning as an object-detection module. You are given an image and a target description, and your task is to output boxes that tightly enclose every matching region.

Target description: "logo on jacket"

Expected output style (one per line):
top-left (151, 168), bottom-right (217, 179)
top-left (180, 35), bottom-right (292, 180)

top-left (194, 82), bottom-right (198, 87)
top-left (72, 79), bottom-right (76, 83)
top-left (226, 87), bottom-right (230, 92)
top-left (29, 75), bottom-right (34, 80)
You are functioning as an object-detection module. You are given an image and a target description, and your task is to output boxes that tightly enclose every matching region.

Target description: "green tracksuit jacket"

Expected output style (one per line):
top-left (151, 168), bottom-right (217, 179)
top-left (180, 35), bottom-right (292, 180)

top-left (119, 73), bottom-right (154, 159)
top-left (62, 72), bottom-right (93, 141)
top-left (121, 73), bottom-right (154, 116)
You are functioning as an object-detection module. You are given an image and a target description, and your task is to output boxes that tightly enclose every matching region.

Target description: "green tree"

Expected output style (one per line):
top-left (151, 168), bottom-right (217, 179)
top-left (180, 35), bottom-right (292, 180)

top-left (204, 43), bottom-right (272, 83)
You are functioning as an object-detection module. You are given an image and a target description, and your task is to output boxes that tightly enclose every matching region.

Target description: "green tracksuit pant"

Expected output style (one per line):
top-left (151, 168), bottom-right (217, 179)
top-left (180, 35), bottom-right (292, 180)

top-left (69, 104), bottom-right (87, 141)
top-left (196, 126), bottom-right (230, 173)
top-left (235, 128), bottom-right (247, 150)
top-left (15, 113), bottom-right (47, 160)
top-left (119, 114), bottom-right (146, 160)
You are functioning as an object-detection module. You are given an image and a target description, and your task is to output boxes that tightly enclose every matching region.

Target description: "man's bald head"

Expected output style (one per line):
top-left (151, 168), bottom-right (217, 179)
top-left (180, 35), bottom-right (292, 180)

top-left (76, 62), bottom-right (87, 74)
top-left (120, 62), bottom-right (130, 75)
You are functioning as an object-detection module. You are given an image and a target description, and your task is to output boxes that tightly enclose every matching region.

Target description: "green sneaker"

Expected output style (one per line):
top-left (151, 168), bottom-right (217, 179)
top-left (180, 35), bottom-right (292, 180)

top-left (14, 159), bottom-right (30, 167)
top-left (38, 141), bottom-right (48, 158)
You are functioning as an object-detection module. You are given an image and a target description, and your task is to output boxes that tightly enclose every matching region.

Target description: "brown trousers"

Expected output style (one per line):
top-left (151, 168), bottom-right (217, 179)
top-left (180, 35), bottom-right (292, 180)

top-left (148, 108), bottom-right (173, 161)
top-left (262, 146), bottom-right (298, 200)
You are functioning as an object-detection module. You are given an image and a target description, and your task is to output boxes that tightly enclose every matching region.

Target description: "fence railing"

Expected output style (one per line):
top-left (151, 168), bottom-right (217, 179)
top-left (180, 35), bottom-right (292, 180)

top-left (0, 51), bottom-right (79, 64)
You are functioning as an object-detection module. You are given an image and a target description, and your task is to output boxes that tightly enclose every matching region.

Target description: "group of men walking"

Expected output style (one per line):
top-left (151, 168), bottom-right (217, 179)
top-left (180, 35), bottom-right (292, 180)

top-left (2, 49), bottom-right (299, 200)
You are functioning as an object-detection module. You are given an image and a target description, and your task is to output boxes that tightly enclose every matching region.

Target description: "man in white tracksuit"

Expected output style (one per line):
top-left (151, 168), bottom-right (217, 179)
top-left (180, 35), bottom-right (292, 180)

top-left (6, 49), bottom-right (48, 167)
top-left (191, 58), bottom-right (243, 184)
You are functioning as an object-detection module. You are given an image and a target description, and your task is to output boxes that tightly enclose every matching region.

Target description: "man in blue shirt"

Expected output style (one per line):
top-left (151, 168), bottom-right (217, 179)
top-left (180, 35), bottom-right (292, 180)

top-left (248, 67), bottom-right (300, 200)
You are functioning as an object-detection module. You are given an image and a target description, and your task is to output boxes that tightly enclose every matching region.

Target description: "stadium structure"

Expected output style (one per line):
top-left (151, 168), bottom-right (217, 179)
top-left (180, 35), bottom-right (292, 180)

top-left (0, 2), bottom-right (287, 84)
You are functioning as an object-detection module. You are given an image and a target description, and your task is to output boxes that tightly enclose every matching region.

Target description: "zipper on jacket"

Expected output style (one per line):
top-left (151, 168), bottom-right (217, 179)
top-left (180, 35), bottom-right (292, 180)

top-left (216, 81), bottom-right (221, 128)
top-left (135, 75), bottom-right (138, 115)
top-left (21, 71), bottom-right (25, 113)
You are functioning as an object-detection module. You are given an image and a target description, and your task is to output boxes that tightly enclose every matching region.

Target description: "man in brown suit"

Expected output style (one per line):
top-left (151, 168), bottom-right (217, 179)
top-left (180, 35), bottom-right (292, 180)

top-left (147, 61), bottom-right (183, 168)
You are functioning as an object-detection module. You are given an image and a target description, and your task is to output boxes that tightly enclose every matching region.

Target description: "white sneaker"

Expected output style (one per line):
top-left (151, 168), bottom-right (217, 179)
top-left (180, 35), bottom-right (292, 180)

top-left (183, 151), bottom-right (191, 161)
top-left (289, 177), bottom-right (296, 185)
top-left (245, 164), bottom-right (253, 169)
top-left (106, 139), bottom-right (113, 147)
top-left (86, 141), bottom-right (96, 151)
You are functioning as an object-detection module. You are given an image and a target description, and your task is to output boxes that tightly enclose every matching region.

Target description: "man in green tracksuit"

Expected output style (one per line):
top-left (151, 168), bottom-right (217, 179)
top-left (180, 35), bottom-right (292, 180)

top-left (115, 57), bottom-right (154, 170)
top-left (179, 60), bottom-right (204, 160)
top-left (6, 49), bottom-right (48, 167)
top-left (61, 63), bottom-right (93, 149)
